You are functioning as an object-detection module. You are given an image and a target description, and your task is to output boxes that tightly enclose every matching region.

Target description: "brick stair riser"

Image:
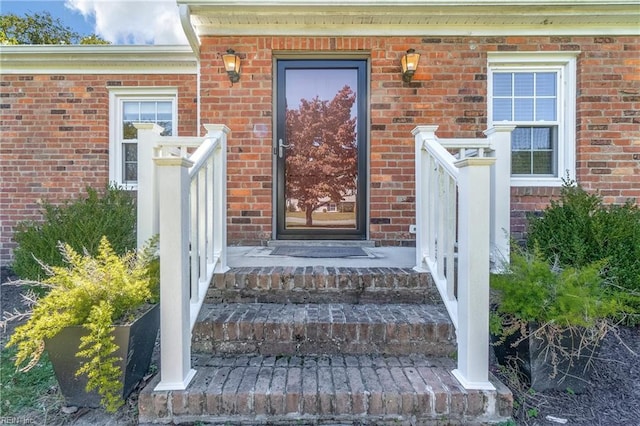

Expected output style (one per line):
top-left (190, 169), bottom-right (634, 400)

top-left (192, 321), bottom-right (455, 357)
top-left (138, 355), bottom-right (513, 425)
top-left (192, 303), bottom-right (456, 357)
top-left (208, 267), bottom-right (440, 305)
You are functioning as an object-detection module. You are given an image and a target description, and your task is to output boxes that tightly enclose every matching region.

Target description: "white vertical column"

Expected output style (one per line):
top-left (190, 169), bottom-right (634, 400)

top-left (153, 156), bottom-right (196, 391)
top-left (452, 157), bottom-right (496, 391)
top-left (485, 125), bottom-right (515, 269)
top-left (203, 124), bottom-right (230, 273)
top-left (135, 123), bottom-right (163, 249)
top-left (412, 125), bottom-right (438, 270)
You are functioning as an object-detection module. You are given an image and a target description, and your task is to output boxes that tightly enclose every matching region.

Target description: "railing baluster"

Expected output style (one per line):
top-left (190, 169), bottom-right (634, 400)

top-left (436, 167), bottom-right (446, 282)
top-left (198, 168), bottom-right (207, 286)
top-left (206, 156), bottom-right (214, 266)
top-left (445, 175), bottom-right (456, 301)
top-left (190, 175), bottom-right (199, 302)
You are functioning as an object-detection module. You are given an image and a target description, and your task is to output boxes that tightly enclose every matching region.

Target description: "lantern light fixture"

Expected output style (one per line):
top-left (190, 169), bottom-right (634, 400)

top-left (222, 49), bottom-right (241, 84)
top-left (401, 48), bottom-right (420, 83)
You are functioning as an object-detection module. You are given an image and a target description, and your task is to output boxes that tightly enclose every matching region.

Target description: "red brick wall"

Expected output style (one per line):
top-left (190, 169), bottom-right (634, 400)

top-left (199, 35), bottom-right (639, 246)
top-left (2, 35), bottom-right (638, 265)
top-left (0, 73), bottom-right (197, 264)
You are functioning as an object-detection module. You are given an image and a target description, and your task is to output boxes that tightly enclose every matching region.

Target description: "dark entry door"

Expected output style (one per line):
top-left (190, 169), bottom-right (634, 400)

top-left (275, 60), bottom-right (367, 240)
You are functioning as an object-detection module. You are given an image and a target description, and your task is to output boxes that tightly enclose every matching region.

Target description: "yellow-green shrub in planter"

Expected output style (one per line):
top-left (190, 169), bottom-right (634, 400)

top-left (45, 304), bottom-right (158, 408)
top-left (6, 236), bottom-right (159, 412)
top-left (490, 248), bottom-right (628, 393)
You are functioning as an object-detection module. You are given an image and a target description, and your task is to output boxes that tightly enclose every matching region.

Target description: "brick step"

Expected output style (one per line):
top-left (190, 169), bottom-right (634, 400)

top-left (138, 354), bottom-right (512, 425)
top-left (208, 267), bottom-right (440, 304)
top-left (192, 303), bottom-right (456, 357)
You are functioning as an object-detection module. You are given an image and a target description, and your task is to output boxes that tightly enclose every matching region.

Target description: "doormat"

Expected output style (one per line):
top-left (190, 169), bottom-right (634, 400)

top-left (270, 246), bottom-right (368, 258)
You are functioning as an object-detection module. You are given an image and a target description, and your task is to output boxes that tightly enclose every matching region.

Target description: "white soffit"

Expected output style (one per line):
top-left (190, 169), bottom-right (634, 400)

top-left (180, 0), bottom-right (640, 36)
top-left (0, 45), bottom-right (197, 74)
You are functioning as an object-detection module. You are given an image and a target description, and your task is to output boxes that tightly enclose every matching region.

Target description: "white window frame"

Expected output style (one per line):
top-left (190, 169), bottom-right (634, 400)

top-left (108, 87), bottom-right (178, 190)
top-left (488, 52), bottom-right (578, 187)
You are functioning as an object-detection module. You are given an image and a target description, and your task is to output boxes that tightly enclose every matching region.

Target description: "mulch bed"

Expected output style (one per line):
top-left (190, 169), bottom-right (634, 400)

top-left (491, 322), bottom-right (640, 425)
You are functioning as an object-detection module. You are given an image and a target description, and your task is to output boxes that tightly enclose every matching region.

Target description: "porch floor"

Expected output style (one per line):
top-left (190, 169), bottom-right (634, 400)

top-left (227, 246), bottom-right (416, 269)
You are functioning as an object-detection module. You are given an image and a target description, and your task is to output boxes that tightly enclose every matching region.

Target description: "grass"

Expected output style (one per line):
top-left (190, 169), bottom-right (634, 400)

top-left (0, 344), bottom-right (59, 417)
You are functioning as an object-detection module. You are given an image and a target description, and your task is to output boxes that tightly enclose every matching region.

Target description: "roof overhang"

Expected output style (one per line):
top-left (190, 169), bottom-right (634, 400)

top-left (0, 45), bottom-right (198, 74)
top-left (179, 0), bottom-right (640, 42)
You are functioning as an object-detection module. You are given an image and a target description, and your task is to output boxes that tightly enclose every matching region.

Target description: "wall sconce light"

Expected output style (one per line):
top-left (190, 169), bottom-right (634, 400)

top-left (401, 48), bottom-right (420, 82)
top-left (222, 49), bottom-right (241, 83)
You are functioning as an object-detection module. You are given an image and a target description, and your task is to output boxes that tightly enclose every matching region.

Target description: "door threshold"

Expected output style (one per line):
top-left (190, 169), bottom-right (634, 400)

top-left (267, 240), bottom-right (376, 248)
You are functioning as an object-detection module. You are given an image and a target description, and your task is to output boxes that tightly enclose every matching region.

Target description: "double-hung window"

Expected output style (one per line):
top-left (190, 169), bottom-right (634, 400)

top-left (488, 52), bottom-right (578, 186)
top-left (109, 88), bottom-right (177, 189)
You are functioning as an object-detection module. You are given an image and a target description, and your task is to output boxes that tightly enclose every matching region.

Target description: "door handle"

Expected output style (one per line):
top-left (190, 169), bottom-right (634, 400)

top-left (278, 138), bottom-right (290, 158)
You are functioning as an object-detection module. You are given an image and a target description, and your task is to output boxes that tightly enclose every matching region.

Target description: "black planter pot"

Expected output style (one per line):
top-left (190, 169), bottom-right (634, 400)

top-left (492, 322), bottom-right (600, 393)
top-left (45, 304), bottom-right (159, 407)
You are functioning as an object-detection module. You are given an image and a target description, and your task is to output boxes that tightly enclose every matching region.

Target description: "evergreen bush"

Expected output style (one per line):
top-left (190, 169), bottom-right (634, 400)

top-left (12, 185), bottom-right (136, 281)
top-left (527, 180), bottom-right (640, 322)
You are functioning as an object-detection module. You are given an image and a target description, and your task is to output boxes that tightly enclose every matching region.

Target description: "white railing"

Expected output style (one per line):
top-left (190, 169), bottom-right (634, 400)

top-left (135, 123), bottom-right (229, 391)
top-left (413, 124), bottom-right (513, 391)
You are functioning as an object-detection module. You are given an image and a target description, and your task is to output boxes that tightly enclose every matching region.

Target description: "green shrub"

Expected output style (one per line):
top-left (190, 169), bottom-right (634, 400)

top-left (526, 180), bottom-right (640, 322)
top-left (490, 248), bottom-right (622, 330)
top-left (12, 185), bottom-right (136, 281)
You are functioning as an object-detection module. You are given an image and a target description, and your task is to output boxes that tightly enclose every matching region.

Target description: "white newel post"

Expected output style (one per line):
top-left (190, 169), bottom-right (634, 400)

top-left (413, 125), bottom-right (439, 270)
top-left (452, 157), bottom-right (496, 390)
top-left (154, 156), bottom-right (196, 391)
top-left (135, 123), bottom-right (163, 249)
top-left (486, 125), bottom-right (515, 269)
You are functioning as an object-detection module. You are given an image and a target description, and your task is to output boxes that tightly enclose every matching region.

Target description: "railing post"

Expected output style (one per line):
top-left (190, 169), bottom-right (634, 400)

top-left (413, 125), bottom-right (439, 271)
top-left (153, 155), bottom-right (196, 391)
top-left (452, 157), bottom-right (496, 390)
top-left (203, 124), bottom-right (230, 272)
top-left (485, 125), bottom-right (515, 269)
top-left (135, 123), bottom-right (163, 249)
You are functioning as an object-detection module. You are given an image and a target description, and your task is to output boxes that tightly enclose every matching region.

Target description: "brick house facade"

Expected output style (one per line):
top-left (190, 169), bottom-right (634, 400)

top-left (1, 1), bottom-right (639, 266)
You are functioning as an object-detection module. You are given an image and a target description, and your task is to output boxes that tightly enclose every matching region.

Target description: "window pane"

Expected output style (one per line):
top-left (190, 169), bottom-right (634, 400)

top-left (123, 121), bottom-right (137, 140)
top-left (512, 127), bottom-right (531, 150)
top-left (493, 99), bottom-right (512, 121)
top-left (532, 151), bottom-right (553, 174)
top-left (123, 102), bottom-right (139, 121)
top-left (157, 101), bottom-right (172, 116)
top-left (158, 121), bottom-right (172, 136)
top-left (140, 102), bottom-right (156, 121)
top-left (512, 152), bottom-right (532, 174)
top-left (514, 98), bottom-right (534, 121)
top-left (514, 73), bottom-right (534, 96)
top-left (493, 73), bottom-right (512, 96)
top-left (124, 142), bottom-right (137, 162)
top-left (536, 98), bottom-right (556, 121)
top-left (532, 127), bottom-right (552, 149)
top-left (124, 163), bottom-right (137, 182)
top-left (536, 73), bottom-right (556, 96)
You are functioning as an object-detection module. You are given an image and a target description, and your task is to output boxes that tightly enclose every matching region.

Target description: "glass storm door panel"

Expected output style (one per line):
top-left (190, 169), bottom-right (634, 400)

top-left (276, 60), bottom-right (367, 240)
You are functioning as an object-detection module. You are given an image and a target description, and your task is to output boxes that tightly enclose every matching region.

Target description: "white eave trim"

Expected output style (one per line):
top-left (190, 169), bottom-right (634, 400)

top-left (179, 0), bottom-right (640, 37)
top-left (0, 45), bottom-right (198, 74)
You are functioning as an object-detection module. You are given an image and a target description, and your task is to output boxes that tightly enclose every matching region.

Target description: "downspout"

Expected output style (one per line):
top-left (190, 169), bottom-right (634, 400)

top-left (179, 4), bottom-right (201, 134)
